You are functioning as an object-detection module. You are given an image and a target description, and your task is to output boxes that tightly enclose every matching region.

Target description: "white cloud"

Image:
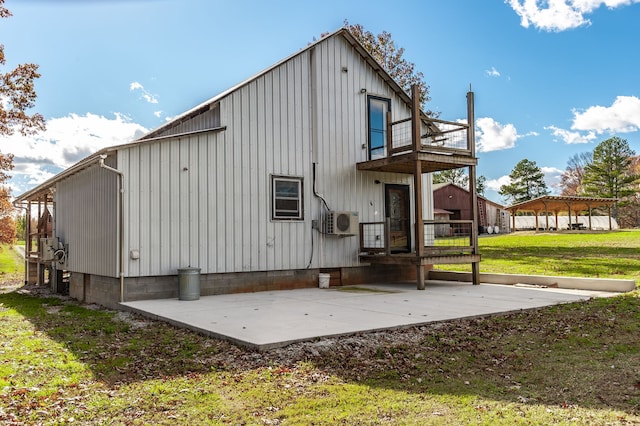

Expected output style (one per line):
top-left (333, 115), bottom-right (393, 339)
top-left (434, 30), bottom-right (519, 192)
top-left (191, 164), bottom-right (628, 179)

top-left (130, 81), bottom-right (159, 104)
top-left (571, 95), bottom-right (640, 133)
top-left (506, 0), bottom-right (640, 32)
top-left (486, 175), bottom-right (512, 192)
top-left (541, 166), bottom-right (563, 192)
top-left (548, 95), bottom-right (640, 144)
top-left (153, 110), bottom-right (163, 118)
top-left (485, 67), bottom-right (501, 77)
top-left (3, 113), bottom-right (148, 192)
top-left (476, 117), bottom-right (521, 152)
top-left (546, 125), bottom-right (597, 143)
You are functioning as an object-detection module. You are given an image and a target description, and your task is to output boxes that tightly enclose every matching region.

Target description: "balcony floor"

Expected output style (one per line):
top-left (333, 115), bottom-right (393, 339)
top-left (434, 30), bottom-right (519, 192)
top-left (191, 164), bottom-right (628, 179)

top-left (357, 151), bottom-right (477, 174)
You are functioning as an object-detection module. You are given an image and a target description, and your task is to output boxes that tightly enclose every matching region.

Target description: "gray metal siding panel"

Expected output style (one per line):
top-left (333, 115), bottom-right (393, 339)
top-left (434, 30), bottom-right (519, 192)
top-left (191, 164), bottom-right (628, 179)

top-left (120, 34), bottom-right (425, 277)
top-left (55, 164), bottom-right (118, 277)
top-left (150, 106), bottom-right (220, 138)
top-left (312, 35), bottom-right (416, 267)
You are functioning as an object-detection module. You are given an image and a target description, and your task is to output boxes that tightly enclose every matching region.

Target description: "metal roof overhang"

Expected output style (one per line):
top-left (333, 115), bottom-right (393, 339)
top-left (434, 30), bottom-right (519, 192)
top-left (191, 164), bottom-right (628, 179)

top-left (356, 151), bottom-right (477, 174)
top-left (13, 151), bottom-right (108, 205)
top-left (506, 196), bottom-right (618, 213)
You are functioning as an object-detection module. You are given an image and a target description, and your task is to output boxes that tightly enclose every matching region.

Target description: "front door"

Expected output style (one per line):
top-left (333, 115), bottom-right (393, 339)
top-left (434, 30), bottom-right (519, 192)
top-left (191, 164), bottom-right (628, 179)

top-left (385, 184), bottom-right (411, 253)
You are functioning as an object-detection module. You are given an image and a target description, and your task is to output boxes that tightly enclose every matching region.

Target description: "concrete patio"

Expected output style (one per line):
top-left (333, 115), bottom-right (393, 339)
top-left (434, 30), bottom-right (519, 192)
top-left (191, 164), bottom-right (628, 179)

top-left (120, 281), bottom-right (619, 350)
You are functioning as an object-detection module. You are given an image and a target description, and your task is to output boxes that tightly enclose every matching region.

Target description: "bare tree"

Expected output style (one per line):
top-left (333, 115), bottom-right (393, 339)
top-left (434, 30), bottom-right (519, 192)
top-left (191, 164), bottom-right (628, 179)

top-left (559, 152), bottom-right (592, 196)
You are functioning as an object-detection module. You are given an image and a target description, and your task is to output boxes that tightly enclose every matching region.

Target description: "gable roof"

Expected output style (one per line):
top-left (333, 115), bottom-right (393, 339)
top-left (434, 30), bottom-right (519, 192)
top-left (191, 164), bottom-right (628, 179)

top-left (140, 27), bottom-right (419, 141)
top-left (505, 195), bottom-right (618, 213)
top-left (15, 28), bottom-right (429, 204)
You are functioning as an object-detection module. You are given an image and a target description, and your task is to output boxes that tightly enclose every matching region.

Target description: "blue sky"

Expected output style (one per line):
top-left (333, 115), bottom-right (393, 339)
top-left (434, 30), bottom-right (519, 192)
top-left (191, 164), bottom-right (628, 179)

top-left (2, 0), bottom-right (640, 204)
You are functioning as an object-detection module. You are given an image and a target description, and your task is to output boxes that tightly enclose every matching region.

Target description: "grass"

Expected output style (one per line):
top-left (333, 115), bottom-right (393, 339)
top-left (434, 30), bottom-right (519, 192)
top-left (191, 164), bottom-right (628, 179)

top-left (0, 244), bottom-right (24, 283)
top-left (0, 231), bottom-right (639, 424)
top-left (444, 230), bottom-right (640, 285)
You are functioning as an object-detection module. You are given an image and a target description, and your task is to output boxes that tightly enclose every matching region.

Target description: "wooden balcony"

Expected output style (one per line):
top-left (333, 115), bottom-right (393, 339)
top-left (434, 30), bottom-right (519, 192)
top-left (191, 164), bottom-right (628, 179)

top-left (357, 86), bottom-right (481, 288)
top-left (356, 115), bottom-right (478, 174)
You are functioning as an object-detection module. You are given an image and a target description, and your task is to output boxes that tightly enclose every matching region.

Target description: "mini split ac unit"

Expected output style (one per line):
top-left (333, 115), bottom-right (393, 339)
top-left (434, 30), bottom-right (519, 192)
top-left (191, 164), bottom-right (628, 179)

top-left (324, 211), bottom-right (359, 235)
top-left (40, 237), bottom-right (58, 261)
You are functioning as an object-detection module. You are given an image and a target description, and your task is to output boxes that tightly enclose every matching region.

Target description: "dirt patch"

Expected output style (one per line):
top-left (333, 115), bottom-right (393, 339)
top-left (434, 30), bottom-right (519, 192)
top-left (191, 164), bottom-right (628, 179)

top-left (115, 311), bottom-right (151, 329)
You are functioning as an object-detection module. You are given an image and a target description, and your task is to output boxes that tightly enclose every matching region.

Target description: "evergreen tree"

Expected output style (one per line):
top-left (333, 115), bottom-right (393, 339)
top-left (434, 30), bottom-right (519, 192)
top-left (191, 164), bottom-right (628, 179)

top-left (499, 159), bottom-right (549, 204)
top-left (582, 137), bottom-right (638, 219)
top-left (476, 175), bottom-right (487, 196)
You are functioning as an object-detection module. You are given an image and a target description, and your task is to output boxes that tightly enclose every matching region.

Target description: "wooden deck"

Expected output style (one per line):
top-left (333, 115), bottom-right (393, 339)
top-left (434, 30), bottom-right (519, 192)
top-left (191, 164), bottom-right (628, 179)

top-left (360, 252), bottom-right (481, 266)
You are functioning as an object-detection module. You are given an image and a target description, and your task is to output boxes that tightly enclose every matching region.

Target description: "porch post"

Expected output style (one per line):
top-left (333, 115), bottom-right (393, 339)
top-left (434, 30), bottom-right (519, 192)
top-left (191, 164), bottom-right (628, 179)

top-left (411, 85), bottom-right (425, 290)
top-left (467, 89), bottom-right (480, 285)
top-left (544, 201), bottom-right (550, 231)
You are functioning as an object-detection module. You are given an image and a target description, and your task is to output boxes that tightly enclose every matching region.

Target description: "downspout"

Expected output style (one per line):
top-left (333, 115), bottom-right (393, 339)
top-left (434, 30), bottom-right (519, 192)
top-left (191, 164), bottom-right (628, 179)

top-left (98, 155), bottom-right (125, 303)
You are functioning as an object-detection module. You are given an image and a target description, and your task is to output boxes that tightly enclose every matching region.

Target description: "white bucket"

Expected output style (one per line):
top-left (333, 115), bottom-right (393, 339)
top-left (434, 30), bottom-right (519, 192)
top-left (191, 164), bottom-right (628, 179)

top-left (318, 273), bottom-right (330, 289)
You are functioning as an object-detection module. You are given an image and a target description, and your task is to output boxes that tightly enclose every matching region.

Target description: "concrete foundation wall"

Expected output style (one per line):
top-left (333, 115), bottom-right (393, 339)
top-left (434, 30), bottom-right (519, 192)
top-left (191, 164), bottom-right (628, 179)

top-left (429, 270), bottom-right (636, 293)
top-left (69, 272), bottom-right (121, 310)
top-left (68, 264), bottom-right (418, 309)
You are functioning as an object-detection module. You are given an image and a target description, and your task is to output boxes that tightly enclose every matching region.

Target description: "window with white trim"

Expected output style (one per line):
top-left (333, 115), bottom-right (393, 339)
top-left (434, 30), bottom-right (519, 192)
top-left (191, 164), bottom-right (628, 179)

top-left (272, 176), bottom-right (303, 220)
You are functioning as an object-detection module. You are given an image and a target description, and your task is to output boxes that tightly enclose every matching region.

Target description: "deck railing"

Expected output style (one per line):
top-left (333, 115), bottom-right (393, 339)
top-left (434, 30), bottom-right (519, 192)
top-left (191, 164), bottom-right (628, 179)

top-left (387, 115), bottom-right (470, 156)
top-left (423, 220), bottom-right (474, 255)
top-left (360, 219), bottom-right (475, 255)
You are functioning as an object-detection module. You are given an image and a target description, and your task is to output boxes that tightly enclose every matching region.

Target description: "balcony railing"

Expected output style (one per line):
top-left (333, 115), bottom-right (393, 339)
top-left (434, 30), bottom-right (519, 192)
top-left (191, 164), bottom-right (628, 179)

top-left (359, 219), bottom-right (475, 256)
top-left (387, 115), bottom-right (470, 156)
top-left (423, 220), bottom-right (475, 255)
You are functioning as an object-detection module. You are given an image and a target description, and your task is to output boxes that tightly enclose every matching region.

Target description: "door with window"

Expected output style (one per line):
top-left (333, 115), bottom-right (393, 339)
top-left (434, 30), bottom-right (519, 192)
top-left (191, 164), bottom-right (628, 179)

top-left (385, 184), bottom-right (411, 253)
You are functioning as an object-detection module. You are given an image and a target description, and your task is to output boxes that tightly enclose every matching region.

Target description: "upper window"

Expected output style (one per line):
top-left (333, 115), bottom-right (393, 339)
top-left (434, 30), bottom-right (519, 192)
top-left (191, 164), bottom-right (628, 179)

top-left (368, 96), bottom-right (391, 160)
top-left (272, 176), bottom-right (303, 220)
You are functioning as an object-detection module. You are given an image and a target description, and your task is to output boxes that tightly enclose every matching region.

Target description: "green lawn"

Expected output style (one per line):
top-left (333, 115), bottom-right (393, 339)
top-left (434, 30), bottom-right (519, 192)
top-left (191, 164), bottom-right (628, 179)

top-left (445, 230), bottom-right (640, 286)
top-left (0, 244), bottom-right (24, 282)
top-left (0, 232), bottom-right (639, 424)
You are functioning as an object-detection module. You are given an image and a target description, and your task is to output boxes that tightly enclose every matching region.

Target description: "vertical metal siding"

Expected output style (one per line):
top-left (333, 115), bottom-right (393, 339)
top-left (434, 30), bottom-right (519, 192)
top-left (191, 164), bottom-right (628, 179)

top-left (312, 35), bottom-right (416, 267)
top-left (120, 33), bottom-right (422, 276)
top-left (121, 51), bottom-right (312, 276)
top-left (150, 106), bottom-right (220, 138)
top-left (55, 163), bottom-right (118, 277)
